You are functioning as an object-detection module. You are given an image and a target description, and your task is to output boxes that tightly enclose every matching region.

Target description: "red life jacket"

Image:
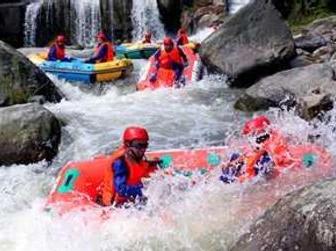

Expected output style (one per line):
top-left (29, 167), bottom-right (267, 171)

top-left (158, 47), bottom-right (184, 69)
top-left (102, 147), bottom-right (157, 206)
top-left (94, 42), bottom-right (115, 63)
top-left (177, 35), bottom-right (189, 46)
top-left (55, 43), bottom-right (65, 60)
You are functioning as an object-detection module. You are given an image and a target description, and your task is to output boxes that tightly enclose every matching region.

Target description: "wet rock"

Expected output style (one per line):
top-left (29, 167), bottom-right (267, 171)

top-left (0, 40), bottom-right (63, 107)
top-left (234, 63), bottom-right (336, 120)
top-left (295, 34), bottom-right (327, 53)
top-left (181, 1), bottom-right (227, 34)
top-left (0, 103), bottom-right (61, 166)
top-left (297, 90), bottom-right (333, 121)
top-left (230, 178), bottom-right (336, 251)
top-left (200, 0), bottom-right (295, 87)
top-left (289, 54), bottom-right (314, 68)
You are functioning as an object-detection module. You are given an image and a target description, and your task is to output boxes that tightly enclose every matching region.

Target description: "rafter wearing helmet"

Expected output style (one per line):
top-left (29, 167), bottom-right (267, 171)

top-left (150, 36), bottom-right (189, 85)
top-left (101, 126), bottom-right (159, 206)
top-left (47, 35), bottom-right (71, 62)
top-left (84, 31), bottom-right (115, 64)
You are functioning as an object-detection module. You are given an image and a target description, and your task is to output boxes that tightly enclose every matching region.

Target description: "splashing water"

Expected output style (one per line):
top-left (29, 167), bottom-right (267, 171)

top-left (71, 0), bottom-right (102, 47)
top-left (3, 30), bottom-right (336, 249)
top-left (131, 0), bottom-right (165, 42)
top-left (229, 0), bottom-right (251, 14)
top-left (23, 0), bottom-right (102, 47)
top-left (24, 2), bottom-right (42, 47)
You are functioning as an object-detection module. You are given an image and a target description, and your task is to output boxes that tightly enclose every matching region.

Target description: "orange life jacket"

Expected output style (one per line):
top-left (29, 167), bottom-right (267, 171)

top-left (238, 150), bottom-right (266, 182)
top-left (102, 148), bottom-right (157, 206)
top-left (262, 131), bottom-right (293, 168)
top-left (177, 34), bottom-right (189, 46)
top-left (158, 47), bottom-right (184, 69)
top-left (238, 130), bottom-right (292, 182)
top-left (94, 42), bottom-right (115, 63)
top-left (54, 43), bottom-right (65, 60)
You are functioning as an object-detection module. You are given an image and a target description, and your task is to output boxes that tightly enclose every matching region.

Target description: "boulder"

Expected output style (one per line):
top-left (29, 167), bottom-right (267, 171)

top-left (295, 34), bottom-right (327, 53)
top-left (200, 0), bottom-right (296, 87)
top-left (0, 103), bottom-right (61, 166)
top-left (234, 63), bottom-right (336, 119)
top-left (302, 16), bottom-right (336, 44)
top-left (181, 1), bottom-right (227, 34)
top-left (230, 178), bottom-right (336, 251)
top-left (0, 40), bottom-right (62, 107)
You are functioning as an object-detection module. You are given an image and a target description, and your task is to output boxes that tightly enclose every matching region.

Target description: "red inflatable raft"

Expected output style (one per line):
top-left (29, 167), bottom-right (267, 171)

top-left (46, 143), bottom-right (331, 214)
top-left (136, 43), bottom-right (202, 91)
top-left (46, 147), bottom-right (227, 213)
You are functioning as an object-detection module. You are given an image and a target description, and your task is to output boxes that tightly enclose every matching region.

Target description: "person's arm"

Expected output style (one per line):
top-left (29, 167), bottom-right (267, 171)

top-left (113, 159), bottom-right (143, 198)
top-left (47, 45), bottom-right (58, 61)
top-left (89, 44), bottom-right (108, 62)
top-left (177, 46), bottom-right (188, 64)
top-left (153, 50), bottom-right (161, 69)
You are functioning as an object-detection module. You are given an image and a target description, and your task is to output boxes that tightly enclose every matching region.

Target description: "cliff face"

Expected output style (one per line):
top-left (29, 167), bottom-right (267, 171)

top-left (0, 1), bottom-right (26, 47)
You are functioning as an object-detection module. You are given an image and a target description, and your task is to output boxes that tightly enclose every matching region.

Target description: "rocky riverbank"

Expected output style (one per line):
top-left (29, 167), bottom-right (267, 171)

top-left (197, 0), bottom-right (336, 120)
top-left (0, 40), bottom-right (62, 165)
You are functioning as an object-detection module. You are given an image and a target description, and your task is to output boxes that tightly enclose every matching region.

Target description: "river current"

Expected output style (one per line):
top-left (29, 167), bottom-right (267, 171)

top-left (1, 29), bottom-right (336, 251)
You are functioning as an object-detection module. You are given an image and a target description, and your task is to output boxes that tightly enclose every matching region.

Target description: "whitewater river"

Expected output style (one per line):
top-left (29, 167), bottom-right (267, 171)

top-left (1, 31), bottom-right (336, 251)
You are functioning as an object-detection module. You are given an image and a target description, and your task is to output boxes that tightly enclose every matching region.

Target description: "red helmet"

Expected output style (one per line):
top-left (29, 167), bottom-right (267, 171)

top-left (56, 35), bottom-right (65, 43)
top-left (97, 32), bottom-right (107, 41)
top-left (123, 126), bottom-right (149, 144)
top-left (163, 36), bottom-right (174, 46)
top-left (242, 116), bottom-right (271, 136)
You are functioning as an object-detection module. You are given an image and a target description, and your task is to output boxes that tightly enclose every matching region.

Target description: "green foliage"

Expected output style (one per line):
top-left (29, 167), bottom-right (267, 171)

top-left (287, 0), bottom-right (336, 30)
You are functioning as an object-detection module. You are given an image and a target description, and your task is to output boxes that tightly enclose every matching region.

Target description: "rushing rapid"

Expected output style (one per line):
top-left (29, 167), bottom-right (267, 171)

top-left (2, 28), bottom-right (336, 251)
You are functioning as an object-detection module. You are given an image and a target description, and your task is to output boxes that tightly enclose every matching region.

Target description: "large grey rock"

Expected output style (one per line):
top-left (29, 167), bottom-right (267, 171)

top-left (230, 178), bottom-right (336, 251)
top-left (0, 103), bottom-right (61, 166)
top-left (200, 0), bottom-right (296, 87)
top-left (0, 40), bottom-right (62, 107)
top-left (235, 63), bottom-right (336, 119)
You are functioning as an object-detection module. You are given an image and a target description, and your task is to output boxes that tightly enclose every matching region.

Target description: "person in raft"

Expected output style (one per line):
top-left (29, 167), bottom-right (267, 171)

top-left (47, 35), bottom-right (71, 62)
top-left (100, 126), bottom-right (160, 206)
top-left (220, 116), bottom-right (291, 183)
top-left (150, 36), bottom-right (189, 86)
top-left (142, 31), bottom-right (152, 44)
top-left (84, 32), bottom-right (115, 64)
top-left (176, 28), bottom-right (189, 46)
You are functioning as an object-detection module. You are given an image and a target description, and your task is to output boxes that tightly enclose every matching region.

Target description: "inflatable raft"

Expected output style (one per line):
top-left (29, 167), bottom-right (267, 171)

top-left (46, 142), bottom-right (331, 214)
top-left (28, 53), bottom-right (133, 84)
top-left (46, 146), bottom-right (227, 213)
top-left (116, 43), bottom-right (160, 59)
top-left (136, 43), bottom-right (202, 91)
